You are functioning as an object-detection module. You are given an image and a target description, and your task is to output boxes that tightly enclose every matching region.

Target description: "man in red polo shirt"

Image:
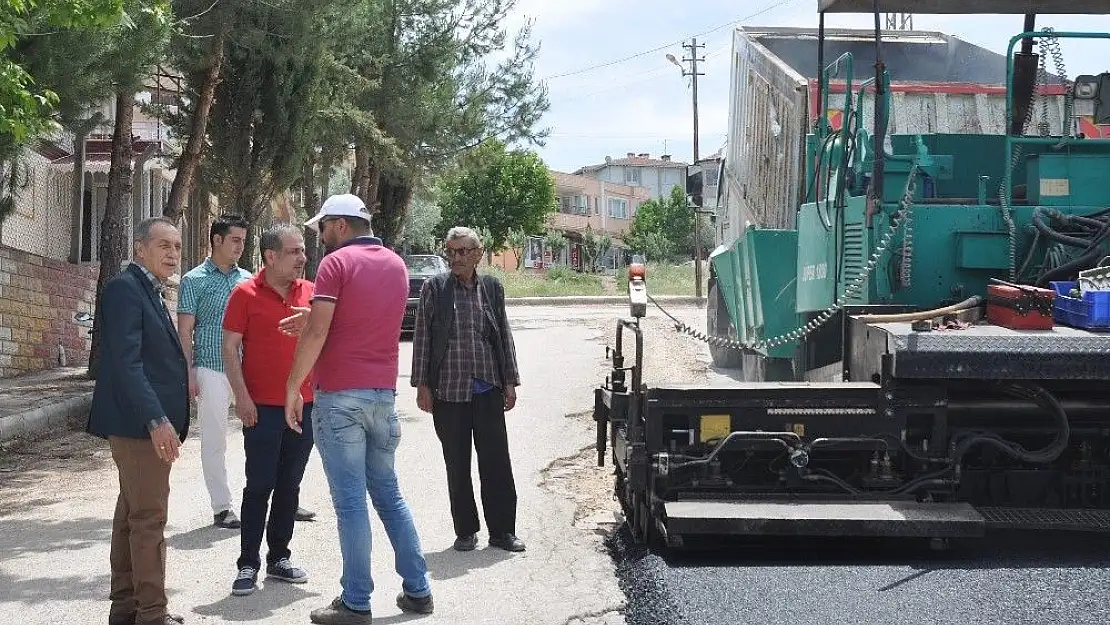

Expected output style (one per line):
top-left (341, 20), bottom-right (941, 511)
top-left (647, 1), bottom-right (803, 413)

top-left (221, 224), bottom-right (315, 597)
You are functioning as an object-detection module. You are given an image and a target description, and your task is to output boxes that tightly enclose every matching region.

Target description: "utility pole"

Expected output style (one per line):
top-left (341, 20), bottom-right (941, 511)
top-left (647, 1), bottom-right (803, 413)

top-left (668, 38), bottom-right (706, 299)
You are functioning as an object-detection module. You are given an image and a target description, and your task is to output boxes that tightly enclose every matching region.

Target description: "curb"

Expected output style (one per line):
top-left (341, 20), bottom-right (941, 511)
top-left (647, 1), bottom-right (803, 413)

top-left (506, 295), bottom-right (706, 307)
top-left (0, 392), bottom-right (93, 444)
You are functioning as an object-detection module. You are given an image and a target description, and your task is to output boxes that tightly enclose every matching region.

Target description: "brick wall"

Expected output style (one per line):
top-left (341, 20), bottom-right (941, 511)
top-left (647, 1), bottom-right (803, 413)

top-left (0, 245), bottom-right (179, 378)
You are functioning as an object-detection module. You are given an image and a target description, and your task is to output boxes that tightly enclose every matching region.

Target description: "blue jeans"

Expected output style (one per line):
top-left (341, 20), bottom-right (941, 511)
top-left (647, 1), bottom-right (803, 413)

top-left (312, 389), bottom-right (431, 611)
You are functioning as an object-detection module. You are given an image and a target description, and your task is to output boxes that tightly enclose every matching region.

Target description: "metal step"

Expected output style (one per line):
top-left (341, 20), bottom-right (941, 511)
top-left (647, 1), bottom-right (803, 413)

top-left (977, 507), bottom-right (1110, 532)
top-left (663, 500), bottom-right (985, 538)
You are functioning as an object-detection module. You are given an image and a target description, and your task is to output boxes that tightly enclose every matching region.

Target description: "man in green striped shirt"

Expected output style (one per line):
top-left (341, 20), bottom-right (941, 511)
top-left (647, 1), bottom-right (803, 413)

top-left (178, 215), bottom-right (254, 528)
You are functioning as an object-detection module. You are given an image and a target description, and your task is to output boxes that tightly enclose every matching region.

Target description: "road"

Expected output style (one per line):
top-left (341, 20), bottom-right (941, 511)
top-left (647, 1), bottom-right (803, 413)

top-left (0, 304), bottom-right (658, 625)
top-left (5, 300), bottom-right (1107, 625)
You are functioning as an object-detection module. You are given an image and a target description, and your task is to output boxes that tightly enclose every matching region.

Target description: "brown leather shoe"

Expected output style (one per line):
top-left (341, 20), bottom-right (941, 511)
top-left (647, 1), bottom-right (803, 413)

top-left (135, 614), bottom-right (185, 625)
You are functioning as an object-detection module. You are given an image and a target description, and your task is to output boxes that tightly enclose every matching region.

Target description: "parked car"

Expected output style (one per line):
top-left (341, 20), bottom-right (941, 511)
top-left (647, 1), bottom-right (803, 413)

top-left (402, 254), bottom-right (449, 334)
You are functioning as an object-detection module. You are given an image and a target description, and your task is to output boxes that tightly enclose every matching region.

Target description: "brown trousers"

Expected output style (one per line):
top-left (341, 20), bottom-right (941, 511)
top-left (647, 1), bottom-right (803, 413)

top-left (107, 436), bottom-right (172, 624)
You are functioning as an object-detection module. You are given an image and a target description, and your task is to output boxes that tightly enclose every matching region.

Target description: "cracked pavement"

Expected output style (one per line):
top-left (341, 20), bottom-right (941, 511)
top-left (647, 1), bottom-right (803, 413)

top-left (1, 303), bottom-right (708, 625)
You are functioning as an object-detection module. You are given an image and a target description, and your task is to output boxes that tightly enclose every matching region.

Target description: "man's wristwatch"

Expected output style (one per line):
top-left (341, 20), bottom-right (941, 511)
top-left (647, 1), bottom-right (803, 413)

top-left (146, 416), bottom-right (170, 433)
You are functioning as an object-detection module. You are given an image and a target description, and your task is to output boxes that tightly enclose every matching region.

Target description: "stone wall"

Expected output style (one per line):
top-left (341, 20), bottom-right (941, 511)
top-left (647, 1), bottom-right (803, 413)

top-left (0, 246), bottom-right (179, 378)
top-left (0, 246), bottom-right (98, 376)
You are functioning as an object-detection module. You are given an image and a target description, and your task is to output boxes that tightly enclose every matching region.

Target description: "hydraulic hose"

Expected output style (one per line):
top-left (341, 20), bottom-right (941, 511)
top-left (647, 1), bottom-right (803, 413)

top-left (1032, 210), bottom-right (1092, 248)
top-left (1038, 247), bottom-right (1109, 285)
top-left (853, 296), bottom-right (982, 323)
top-left (801, 384), bottom-right (1070, 497)
top-left (949, 383), bottom-right (1070, 465)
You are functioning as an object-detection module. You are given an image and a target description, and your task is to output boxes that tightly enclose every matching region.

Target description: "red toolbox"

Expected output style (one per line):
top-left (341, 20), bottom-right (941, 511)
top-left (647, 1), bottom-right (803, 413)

top-left (985, 283), bottom-right (1055, 330)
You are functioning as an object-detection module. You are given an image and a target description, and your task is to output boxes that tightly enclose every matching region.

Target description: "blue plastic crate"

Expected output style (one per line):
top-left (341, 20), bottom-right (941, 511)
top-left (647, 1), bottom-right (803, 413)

top-left (1049, 281), bottom-right (1110, 331)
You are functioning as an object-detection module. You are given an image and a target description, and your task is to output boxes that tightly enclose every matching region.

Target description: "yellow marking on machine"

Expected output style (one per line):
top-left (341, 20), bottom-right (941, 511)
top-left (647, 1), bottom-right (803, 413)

top-left (793, 423), bottom-right (805, 437)
top-left (700, 414), bottom-right (731, 443)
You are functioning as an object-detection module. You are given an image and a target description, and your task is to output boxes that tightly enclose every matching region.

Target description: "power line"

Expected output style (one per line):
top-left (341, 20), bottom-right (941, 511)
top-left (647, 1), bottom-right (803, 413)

top-left (552, 45), bottom-right (728, 105)
top-left (539, 0), bottom-right (801, 81)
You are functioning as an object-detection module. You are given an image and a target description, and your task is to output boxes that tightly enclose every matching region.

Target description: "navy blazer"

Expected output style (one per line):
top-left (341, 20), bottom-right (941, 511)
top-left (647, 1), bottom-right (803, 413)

top-left (87, 263), bottom-right (190, 442)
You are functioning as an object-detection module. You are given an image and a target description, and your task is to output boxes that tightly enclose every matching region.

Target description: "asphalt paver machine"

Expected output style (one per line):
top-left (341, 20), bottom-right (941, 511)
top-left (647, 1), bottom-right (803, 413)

top-left (595, 0), bottom-right (1110, 548)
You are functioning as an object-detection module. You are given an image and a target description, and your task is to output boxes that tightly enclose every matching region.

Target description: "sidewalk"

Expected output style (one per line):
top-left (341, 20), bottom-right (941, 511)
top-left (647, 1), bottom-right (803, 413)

top-left (0, 367), bottom-right (94, 444)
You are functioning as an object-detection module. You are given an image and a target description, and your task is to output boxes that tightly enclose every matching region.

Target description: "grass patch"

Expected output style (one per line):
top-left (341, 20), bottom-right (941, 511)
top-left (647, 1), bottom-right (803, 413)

top-left (485, 265), bottom-right (606, 297)
top-left (484, 262), bottom-right (708, 298)
top-left (640, 262), bottom-right (709, 296)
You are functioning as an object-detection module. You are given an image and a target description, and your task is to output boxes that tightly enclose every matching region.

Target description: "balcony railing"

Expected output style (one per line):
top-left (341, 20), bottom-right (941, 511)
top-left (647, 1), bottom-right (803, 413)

top-left (548, 212), bottom-right (591, 232)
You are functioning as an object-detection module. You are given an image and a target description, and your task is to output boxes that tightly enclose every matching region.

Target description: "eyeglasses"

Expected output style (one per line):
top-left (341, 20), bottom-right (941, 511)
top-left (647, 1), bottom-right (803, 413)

top-left (443, 247), bottom-right (478, 257)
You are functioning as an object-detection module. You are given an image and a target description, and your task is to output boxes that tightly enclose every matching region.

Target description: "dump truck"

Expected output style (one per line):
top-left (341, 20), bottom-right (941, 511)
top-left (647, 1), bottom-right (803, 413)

top-left (595, 0), bottom-right (1110, 549)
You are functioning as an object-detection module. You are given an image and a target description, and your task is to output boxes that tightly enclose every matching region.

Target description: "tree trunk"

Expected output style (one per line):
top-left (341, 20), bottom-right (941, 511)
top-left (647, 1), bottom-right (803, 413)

top-left (301, 155), bottom-right (321, 278)
top-left (373, 177), bottom-right (412, 246)
top-left (351, 144), bottom-right (368, 196)
top-left (68, 129), bottom-right (87, 263)
top-left (164, 23), bottom-right (228, 223)
top-left (88, 91), bottom-right (137, 380)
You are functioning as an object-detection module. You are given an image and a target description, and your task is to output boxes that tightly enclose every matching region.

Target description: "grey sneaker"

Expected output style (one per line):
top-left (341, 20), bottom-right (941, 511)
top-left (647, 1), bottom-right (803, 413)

top-left (214, 510), bottom-right (241, 529)
top-left (309, 597), bottom-right (372, 625)
top-left (266, 558), bottom-right (308, 583)
top-left (231, 566), bottom-right (257, 596)
top-left (397, 591), bottom-right (434, 614)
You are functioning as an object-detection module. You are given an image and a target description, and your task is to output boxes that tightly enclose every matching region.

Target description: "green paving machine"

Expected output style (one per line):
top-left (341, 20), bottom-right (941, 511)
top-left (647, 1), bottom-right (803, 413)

top-left (595, 0), bottom-right (1110, 548)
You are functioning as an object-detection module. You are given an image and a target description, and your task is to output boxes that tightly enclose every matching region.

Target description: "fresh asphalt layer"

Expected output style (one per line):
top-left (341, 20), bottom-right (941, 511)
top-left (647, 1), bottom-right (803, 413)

top-left (610, 527), bottom-right (1110, 625)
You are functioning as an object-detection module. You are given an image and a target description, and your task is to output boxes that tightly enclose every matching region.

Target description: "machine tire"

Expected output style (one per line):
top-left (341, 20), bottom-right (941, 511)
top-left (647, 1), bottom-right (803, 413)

top-left (707, 282), bottom-right (743, 369)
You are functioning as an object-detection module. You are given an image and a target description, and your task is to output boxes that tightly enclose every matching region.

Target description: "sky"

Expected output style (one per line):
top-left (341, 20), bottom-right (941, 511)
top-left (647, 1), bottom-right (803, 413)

top-left (501, 0), bottom-right (1110, 173)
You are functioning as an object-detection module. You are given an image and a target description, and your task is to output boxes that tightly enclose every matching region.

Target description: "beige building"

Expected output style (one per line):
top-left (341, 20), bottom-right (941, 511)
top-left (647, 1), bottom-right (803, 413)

top-left (537, 171), bottom-right (651, 270)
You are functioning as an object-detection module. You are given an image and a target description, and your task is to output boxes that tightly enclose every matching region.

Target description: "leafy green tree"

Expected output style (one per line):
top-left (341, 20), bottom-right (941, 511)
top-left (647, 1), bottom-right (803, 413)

top-left (437, 139), bottom-right (556, 254)
top-left (0, 0), bottom-right (124, 154)
top-left (624, 185), bottom-right (693, 263)
top-left (199, 0), bottom-right (337, 268)
top-left (324, 0), bottom-right (550, 245)
top-left (582, 228), bottom-right (611, 273)
top-left (506, 228), bottom-right (527, 270)
top-left (397, 192), bottom-right (441, 253)
top-left (161, 0), bottom-right (234, 223)
top-left (542, 229), bottom-right (567, 266)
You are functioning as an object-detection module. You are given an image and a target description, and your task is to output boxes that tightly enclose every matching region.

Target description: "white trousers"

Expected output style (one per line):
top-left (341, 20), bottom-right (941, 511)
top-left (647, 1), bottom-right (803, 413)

top-left (195, 366), bottom-right (234, 514)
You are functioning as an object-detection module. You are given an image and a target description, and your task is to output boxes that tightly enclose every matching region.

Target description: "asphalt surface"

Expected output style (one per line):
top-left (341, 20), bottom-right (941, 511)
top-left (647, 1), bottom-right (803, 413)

top-left (611, 528), bottom-right (1110, 625)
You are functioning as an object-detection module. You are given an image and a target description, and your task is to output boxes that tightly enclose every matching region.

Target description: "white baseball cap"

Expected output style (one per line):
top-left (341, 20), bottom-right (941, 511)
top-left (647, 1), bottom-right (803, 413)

top-left (304, 193), bottom-right (373, 231)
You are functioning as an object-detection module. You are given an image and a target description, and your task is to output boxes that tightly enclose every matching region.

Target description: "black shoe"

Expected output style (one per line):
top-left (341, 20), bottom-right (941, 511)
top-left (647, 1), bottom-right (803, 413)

top-left (231, 566), bottom-right (258, 596)
top-left (453, 533), bottom-right (478, 551)
top-left (489, 533), bottom-right (526, 552)
top-left (214, 510), bottom-right (241, 529)
top-left (397, 591), bottom-right (434, 614)
top-left (295, 506), bottom-right (317, 522)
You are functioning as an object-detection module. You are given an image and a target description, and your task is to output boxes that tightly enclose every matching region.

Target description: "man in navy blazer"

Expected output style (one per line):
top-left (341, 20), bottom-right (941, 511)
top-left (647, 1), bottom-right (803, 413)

top-left (87, 217), bottom-right (190, 625)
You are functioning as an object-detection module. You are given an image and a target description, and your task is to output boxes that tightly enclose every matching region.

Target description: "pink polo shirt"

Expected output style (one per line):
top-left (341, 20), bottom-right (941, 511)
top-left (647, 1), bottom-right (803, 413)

top-left (311, 237), bottom-right (408, 391)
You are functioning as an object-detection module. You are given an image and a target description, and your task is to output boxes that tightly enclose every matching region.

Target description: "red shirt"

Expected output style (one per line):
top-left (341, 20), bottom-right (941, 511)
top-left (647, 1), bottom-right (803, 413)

top-left (223, 269), bottom-right (315, 406)
top-left (312, 236), bottom-right (407, 391)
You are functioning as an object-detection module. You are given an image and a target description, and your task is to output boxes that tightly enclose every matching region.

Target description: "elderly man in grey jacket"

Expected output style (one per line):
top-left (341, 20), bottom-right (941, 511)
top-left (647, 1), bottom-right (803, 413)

top-left (411, 226), bottom-right (525, 553)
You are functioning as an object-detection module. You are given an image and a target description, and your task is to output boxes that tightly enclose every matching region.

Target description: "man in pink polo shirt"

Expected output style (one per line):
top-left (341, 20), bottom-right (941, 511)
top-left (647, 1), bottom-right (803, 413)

top-left (284, 194), bottom-right (432, 625)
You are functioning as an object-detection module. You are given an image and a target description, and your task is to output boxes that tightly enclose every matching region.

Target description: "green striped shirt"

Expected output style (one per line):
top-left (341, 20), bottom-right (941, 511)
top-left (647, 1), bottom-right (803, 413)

top-left (177, 258), bottom-right (252, 372)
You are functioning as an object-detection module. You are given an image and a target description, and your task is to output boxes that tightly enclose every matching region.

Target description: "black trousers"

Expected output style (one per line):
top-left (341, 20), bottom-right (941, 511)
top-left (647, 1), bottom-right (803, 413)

top-left (432, 389), bottom-right (517, 538)
top-left (237, 403), bottom-right (314, 571)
